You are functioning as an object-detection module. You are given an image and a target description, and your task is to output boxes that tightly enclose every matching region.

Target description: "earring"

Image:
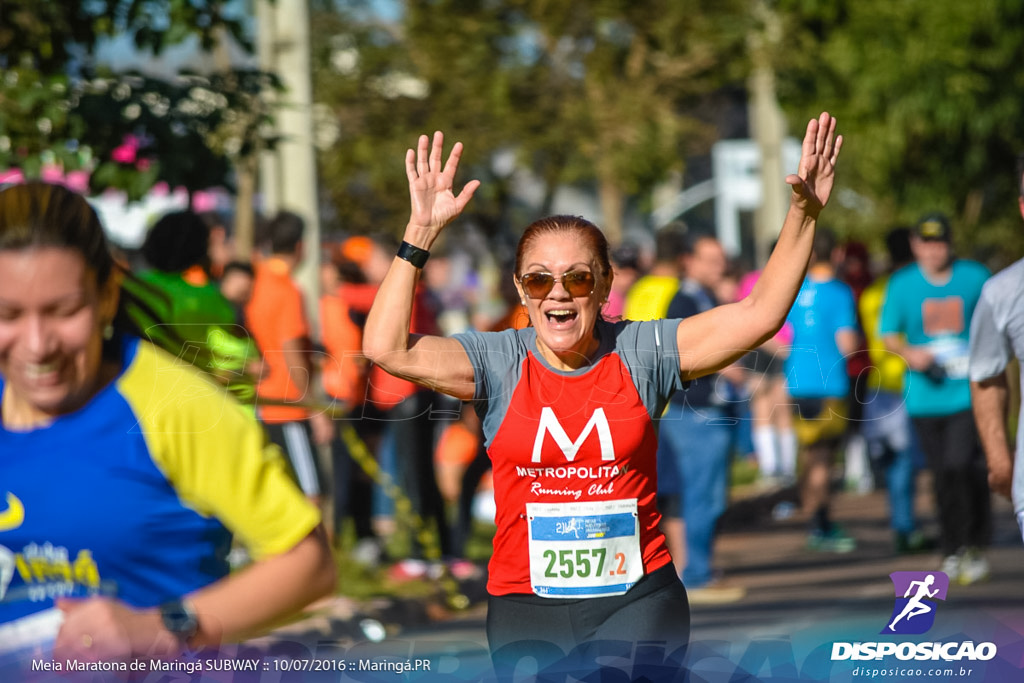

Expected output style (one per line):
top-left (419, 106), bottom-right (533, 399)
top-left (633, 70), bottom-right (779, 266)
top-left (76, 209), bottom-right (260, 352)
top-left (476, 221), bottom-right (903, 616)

top-left (102, 322), bottom-right (114, 340)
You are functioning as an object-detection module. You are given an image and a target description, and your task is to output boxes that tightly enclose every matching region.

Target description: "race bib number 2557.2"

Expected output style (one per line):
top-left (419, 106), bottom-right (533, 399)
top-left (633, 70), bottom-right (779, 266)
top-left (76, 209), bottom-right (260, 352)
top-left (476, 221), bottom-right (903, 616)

top-left (526, 499), bottom-right (642, 599)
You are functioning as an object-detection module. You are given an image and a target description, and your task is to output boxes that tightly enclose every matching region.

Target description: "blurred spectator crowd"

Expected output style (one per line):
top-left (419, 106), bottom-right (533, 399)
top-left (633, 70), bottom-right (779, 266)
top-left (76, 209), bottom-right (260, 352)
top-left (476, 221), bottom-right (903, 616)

top-left (117, 203), bottom-right (1015, 599)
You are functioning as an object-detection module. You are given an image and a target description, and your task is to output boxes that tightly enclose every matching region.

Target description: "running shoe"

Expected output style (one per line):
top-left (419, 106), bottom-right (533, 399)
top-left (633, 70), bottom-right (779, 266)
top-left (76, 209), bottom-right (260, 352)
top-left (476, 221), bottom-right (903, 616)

top-left (448, 559), bottom-right (482, 581)
top-left (350, 538), bottom-right (383, 567)
top-left (806, 527), bottom-right (856, 553)
top-left (957, 547), bottom-right (990, 586)
top-left (387, 558), bottom-right (429, 581)
top-left (894, 530), bottom-right (936, 555)
top-left (939, 552), bottom-right (961, 583)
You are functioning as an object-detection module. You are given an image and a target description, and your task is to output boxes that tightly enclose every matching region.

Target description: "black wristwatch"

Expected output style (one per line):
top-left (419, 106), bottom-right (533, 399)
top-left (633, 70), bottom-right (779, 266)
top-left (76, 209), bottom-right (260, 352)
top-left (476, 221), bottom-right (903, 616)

top-left (159, 599), bottom-right (199, 644)
top-left (396, 240), bottom-right (430, 269)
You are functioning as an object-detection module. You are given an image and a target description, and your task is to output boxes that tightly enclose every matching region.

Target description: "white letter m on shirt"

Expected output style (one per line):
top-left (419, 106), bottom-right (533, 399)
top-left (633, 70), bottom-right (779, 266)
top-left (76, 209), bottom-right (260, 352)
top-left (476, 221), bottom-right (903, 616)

top-left (532, 407), bottom-right (615, 462)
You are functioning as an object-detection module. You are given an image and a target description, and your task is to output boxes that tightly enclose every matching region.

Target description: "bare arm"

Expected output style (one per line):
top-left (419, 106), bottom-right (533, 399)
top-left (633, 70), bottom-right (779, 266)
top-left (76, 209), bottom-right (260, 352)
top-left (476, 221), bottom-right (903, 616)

top-left (836, 329), bottom-right (858, 357)
top-left (676, 113), bottom-right (843, 380)
top-left (282, 337), bottom-right (312, 401)
top-left (363, 132), bottom-right (481, 400)
top-left (971, 374), bottom-right (1014, 499)
top-left (55, 527), bottom-right (336, 659)
top-left (188, 526), bottom-right (336, 644)
top-left (883, 334), bottom-right (934, 371)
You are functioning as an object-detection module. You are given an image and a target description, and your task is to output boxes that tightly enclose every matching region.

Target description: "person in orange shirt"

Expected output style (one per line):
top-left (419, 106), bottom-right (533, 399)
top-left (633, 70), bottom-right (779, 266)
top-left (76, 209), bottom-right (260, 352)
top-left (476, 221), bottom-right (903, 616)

top-left (347, 234), bottom-right (453, 565)
top-left (319, 258), bottom-right (367, 414)
top-left (246, 211), bottom-right (332, 505)
top-left (319, 253), bottom-right (380, 561)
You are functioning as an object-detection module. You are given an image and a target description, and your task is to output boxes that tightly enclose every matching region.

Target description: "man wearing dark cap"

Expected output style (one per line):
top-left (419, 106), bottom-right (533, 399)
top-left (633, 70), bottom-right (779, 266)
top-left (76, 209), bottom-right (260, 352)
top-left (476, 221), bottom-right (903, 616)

top-left (880, 213), bottom-right (992, 584)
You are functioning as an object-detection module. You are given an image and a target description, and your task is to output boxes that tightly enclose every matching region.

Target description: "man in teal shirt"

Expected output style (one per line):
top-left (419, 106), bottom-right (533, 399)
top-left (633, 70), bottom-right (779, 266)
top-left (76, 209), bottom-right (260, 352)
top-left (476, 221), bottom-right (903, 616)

top-left (880, 213), bottom-right (991, 585)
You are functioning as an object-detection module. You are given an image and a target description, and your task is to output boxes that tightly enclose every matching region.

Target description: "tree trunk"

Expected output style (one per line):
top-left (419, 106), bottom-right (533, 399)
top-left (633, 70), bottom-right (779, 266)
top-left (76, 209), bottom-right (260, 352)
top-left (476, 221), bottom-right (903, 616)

top-left (234, 155), bottom-right (257, 260)
top-left (212, 24), bottom-right (256, 261)
top-left (748, 0), bottom-right (786, 267)
top-left (598, 179), bottom-right (624, 246)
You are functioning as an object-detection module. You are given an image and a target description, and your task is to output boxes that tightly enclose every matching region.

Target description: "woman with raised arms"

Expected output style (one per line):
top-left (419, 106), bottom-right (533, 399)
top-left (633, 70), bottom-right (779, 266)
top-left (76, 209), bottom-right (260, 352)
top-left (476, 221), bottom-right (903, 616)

top-left (364, 113), bottom-right (842, 679)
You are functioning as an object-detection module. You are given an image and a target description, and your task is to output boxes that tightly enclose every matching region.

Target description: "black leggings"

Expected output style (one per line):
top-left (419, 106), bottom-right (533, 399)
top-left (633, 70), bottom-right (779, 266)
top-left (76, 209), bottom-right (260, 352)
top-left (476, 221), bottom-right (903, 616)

top-left (486, 565), bottom-right (690, 682)
top-left (912, 410), bottom-right (991, 555)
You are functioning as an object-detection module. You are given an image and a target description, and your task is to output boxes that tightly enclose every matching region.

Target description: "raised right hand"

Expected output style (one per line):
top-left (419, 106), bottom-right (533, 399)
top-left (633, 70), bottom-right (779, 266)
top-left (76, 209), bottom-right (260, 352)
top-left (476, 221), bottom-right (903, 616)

top-left (406, 131), bottom-right (480, 241)
top-left (786, 112), bottom-right (843, 219)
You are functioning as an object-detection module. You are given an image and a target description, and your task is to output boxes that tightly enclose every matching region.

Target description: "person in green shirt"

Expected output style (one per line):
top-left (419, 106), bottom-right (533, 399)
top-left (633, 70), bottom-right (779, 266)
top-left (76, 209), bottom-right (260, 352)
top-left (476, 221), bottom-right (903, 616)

top-left (136, 211), bottom-right (260, 404)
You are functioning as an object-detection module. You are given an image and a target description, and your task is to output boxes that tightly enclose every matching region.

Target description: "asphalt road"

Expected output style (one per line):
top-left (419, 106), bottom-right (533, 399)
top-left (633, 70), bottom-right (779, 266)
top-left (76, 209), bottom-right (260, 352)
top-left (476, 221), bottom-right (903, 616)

top-left (247, 474), bottom-right (1022, 683)
top-left (7, 477), bottom-right (1018, 682)
top-left (361, 478), bottom-right (1024, 682)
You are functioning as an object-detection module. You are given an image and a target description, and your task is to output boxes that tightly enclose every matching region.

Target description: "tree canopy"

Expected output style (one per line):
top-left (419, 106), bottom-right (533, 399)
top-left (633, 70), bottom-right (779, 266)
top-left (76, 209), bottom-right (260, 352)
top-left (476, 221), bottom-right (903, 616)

top-left (6, 1), bottom-right (1022, 263)
top-left (312, 0), bottom-right (750, 245)
top-left (312, 0), bottom-right (1024, 263)
top-left (776, 0), bottom-right (1024, 259)
top-left (0, 0), bottom-right (277, 201)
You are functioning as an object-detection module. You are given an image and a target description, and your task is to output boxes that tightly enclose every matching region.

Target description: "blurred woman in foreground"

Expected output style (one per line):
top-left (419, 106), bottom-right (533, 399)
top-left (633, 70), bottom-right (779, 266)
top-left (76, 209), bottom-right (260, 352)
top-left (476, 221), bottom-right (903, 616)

top-left (0, 182), bottom-right (335, 663)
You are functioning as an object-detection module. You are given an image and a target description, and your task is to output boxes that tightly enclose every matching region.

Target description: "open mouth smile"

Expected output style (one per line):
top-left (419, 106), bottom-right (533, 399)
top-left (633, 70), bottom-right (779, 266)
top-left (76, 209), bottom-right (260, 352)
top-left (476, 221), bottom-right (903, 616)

top-left (545, 309), bottom-right (578, 326)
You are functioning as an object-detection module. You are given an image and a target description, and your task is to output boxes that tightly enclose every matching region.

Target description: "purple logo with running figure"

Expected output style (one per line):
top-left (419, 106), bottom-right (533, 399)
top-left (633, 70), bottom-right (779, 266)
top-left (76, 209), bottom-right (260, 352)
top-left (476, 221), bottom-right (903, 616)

top-left (882, 571), bottom-right (949, 635)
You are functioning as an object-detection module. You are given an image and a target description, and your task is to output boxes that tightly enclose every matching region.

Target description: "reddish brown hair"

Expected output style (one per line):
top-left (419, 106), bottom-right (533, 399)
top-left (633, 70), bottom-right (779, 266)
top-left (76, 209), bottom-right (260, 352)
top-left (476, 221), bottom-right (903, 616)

top-left (514, 215), bottom-right (612, 280)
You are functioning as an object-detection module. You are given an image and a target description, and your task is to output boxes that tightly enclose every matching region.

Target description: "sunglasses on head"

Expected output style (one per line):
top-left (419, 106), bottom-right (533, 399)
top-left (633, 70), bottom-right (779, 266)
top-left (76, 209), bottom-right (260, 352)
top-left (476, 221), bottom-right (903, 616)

top-left (518, 270), bottom-right (596, 299)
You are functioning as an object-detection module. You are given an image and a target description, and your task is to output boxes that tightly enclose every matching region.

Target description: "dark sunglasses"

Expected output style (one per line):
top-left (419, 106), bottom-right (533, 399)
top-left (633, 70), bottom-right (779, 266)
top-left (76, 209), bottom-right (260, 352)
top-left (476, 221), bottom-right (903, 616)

top-left (518, 270), bottom-right (596, 299)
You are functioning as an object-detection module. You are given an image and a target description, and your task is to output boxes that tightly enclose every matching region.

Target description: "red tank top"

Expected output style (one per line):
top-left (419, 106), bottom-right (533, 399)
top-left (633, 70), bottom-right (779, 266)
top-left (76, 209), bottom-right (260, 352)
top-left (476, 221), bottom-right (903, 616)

top-left (485, 350), bottom-right (672, 595)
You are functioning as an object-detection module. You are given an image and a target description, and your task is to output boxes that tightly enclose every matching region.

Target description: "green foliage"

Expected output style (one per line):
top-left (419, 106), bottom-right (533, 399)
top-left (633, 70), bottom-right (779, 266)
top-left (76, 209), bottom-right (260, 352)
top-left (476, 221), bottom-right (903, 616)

top-left (0, 65), bottom-right (85, 172)
top-left (776, 0), bottom-right (1024, 261)
top-left (74, 69), bottom-right (283, 200)
top-left (0, 1), bottom-right (277, 201)
top-left (0, 1), bottom-right (251, 67)
top-left (312, 0), bottom-right (750, 240)
top-left (312, 2), bottom-right (518, 238)
top-left (512, 0), bottom-right (748, 191)
top-left (313, 0), bottom-right (1024, 262)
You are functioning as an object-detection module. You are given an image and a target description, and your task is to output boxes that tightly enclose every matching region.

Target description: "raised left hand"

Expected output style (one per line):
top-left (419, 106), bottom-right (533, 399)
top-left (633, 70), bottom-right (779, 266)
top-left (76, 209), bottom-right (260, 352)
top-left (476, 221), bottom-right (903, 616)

top-left (786, 112), bottom-right (843, 218)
